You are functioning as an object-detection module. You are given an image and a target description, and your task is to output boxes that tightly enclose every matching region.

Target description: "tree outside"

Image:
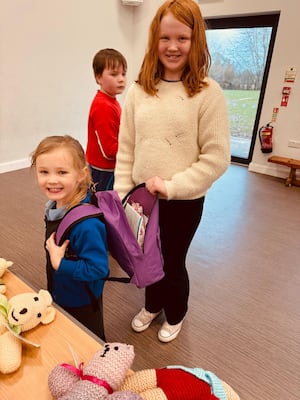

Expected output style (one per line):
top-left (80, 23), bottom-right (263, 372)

top-left (206, 27), bottom-right (272, 158)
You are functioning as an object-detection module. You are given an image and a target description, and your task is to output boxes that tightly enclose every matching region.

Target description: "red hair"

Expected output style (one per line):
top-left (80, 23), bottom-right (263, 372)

top-left (137, 0), bottom-right (210, 97)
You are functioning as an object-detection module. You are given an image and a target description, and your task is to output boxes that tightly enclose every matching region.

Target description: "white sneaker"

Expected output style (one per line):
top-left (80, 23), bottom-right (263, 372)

top-left (131, 307), bottom-right (161, 332)
top-left (158, 320), bottom-right (183, 343)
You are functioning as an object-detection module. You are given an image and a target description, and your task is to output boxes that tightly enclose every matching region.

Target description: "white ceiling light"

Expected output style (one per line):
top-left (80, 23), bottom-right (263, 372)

top-left (121, 0), bottom-right (143, 6)
top-left (198, 0), bottom-right (224, 3)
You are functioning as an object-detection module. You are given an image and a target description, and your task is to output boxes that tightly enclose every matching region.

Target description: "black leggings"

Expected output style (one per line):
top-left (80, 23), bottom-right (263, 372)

top-left (64, 296), bottom-right (106, 342)
top-left (145, 197), bottom-right (204, 325)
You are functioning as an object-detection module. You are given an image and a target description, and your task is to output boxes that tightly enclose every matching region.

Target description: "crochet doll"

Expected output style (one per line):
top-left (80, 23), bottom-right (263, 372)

top-left (119, 366), bottom-right (240, 399)
top-left (48, 342), bottom-right (142, 399)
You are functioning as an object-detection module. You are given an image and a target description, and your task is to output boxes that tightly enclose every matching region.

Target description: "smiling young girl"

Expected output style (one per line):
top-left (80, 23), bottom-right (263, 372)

top-left (114, 0), bottom-right (230, 342)
top-left (31, 135), bottom-right (109, 340)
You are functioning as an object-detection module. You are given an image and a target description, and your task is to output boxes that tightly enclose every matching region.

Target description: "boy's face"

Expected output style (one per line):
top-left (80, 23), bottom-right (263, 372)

top-left (96, 65), bottom-right (127, 97)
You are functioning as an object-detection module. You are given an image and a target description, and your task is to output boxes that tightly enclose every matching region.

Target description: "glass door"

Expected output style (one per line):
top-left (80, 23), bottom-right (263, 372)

top-left (205, 14), bottom-right (280, 164)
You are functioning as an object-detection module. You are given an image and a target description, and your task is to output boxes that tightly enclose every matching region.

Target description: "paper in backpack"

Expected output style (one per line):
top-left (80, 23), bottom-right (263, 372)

top-left (124, 202), bottom-right (146, 248)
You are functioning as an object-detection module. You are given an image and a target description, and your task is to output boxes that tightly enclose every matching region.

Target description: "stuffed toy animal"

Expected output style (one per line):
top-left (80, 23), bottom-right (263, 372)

top-left (119, 366), bottom-right (240, 400)
top-left (0, 257), bottom-right (13, 294)
top-left (49, 343), bottom-right (240, 400)
top-left (48, 342), bottom-right (143, 399)
top-left (0, 289), bottom-right (56, 374)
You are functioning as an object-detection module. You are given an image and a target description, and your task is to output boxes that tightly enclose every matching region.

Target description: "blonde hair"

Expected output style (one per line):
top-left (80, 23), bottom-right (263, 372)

top-left (137, 0), bottom-right (211, 97)
top-left (31, 135), bottom-right (93, 210)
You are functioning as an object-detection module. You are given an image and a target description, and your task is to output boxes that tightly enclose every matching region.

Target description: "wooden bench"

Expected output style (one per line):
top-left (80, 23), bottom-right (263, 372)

top-left (268, 155), bottom-right (300, 187)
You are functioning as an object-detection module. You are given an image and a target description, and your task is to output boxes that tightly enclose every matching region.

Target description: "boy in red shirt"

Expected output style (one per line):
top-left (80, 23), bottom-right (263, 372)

top-left (86, 48), bottom-right (127, 191)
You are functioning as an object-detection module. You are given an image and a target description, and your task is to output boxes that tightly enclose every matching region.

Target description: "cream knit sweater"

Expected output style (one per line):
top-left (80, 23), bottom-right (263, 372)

top-left (114, 78), bottom-right (230, 200)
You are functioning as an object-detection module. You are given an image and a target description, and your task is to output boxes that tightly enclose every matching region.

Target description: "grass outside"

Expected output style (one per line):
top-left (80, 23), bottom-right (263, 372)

top-left (224, 89), bottom-right (260, 139)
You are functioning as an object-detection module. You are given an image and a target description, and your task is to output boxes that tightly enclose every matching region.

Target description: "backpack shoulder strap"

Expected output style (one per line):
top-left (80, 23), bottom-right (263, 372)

top-left (56, 204), bottom-right (103, 245)
top-left (56, 202), bottom-right (131, 284)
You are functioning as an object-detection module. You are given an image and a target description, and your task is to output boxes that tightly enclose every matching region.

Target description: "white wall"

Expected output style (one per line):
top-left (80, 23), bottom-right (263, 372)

top-left (1, 0), bottom-right (300, 179)
top-left (0, 0), bottom-right (134, 172)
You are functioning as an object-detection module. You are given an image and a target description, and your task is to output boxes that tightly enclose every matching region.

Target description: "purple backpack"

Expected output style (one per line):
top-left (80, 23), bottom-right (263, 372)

top-left (56, 184), bottom-right (164, 289)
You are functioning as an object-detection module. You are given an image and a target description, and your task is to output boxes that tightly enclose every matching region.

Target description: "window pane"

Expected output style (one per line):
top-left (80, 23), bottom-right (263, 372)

top-left (206, 27), bottom-right (272, 160)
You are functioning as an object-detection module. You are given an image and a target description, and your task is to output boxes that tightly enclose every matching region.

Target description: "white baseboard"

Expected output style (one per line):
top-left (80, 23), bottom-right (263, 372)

top-left (0, 158), bottom-right (30, 174)
top-left (248, 161), bottom-right (299, 179)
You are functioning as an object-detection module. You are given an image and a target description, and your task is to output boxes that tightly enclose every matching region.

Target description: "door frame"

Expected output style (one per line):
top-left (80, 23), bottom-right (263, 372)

top-left (205, 13), bottom-right (280, 164)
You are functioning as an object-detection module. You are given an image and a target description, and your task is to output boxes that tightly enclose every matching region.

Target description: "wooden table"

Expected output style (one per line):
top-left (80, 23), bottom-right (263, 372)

top-left (1, 271), bottom-right (104, 400)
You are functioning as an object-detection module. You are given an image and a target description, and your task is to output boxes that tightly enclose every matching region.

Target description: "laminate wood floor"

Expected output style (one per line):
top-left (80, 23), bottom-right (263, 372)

top-left (0, 164), bottom-right (299, 399)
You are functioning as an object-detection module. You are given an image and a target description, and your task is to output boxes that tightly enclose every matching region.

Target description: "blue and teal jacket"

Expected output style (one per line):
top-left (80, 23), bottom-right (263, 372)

top-left (44, 192), bottom-right (109, 308)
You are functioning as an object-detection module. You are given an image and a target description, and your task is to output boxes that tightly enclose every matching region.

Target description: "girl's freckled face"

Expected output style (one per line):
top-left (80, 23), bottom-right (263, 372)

top-left (158, 13), bottom-right (192, 81)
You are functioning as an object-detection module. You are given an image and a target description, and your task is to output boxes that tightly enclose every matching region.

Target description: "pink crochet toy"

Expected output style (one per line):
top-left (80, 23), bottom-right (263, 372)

top-left (49, 342), bottom-right (240, 400)
top-left (48, 342), bottom-right (142, 400)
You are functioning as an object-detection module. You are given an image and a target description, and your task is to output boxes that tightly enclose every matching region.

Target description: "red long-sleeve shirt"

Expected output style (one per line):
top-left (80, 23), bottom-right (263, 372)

top-left (86, 90), bottom-right (121, 170)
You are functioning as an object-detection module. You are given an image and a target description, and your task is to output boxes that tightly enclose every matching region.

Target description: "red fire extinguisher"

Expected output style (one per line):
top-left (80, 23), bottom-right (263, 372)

top-left (259, 123), bottom-right (273, 153)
